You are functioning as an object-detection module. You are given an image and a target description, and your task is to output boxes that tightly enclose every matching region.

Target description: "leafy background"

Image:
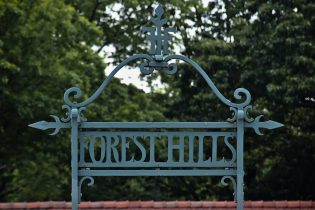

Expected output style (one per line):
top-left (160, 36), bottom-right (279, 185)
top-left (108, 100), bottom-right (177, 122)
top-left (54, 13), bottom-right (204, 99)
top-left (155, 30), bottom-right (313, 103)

top-left (0, 0), bottom-right (314, 201)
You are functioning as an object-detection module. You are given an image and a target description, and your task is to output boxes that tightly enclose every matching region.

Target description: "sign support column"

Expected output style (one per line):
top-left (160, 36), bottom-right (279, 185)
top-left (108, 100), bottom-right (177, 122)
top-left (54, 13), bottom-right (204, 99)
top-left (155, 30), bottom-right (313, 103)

top-left (236, 109), bottom-right (245, 210)
top-left (71, 108), bottom-right (79, 210)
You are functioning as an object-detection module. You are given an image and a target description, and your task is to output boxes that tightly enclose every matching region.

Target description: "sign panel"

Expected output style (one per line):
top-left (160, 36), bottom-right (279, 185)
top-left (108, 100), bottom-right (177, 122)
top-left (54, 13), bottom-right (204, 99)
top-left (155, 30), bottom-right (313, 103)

top-left (79, 131), bottom-right (236, 168)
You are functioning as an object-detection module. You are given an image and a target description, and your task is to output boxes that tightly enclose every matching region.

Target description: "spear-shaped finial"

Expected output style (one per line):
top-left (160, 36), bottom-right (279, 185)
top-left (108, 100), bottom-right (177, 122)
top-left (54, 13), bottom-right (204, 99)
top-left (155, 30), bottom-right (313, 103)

top-left (141, 4), bottom-right (176, 57)
top-left (154, 4), bottom-right (164, 18)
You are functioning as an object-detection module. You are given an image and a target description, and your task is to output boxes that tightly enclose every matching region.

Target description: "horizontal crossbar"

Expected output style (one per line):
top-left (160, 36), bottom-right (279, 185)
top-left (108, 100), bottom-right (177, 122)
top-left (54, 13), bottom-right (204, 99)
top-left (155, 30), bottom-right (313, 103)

top-left (78, 169), bottom-right (237, 176)
top-left (79, 162), bottom-right (236, 168)
top-left (80, 131), bottom-right (236, 136)
top-left (80, 122), bottom-right (235, 129)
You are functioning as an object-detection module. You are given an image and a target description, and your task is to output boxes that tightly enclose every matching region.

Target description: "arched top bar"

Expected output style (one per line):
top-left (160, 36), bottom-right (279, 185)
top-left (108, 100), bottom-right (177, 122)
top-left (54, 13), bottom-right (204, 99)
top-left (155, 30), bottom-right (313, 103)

top-left (63, 54), bottom-right (251, 109)
top-left (63, 54), bottom-right (153, 108)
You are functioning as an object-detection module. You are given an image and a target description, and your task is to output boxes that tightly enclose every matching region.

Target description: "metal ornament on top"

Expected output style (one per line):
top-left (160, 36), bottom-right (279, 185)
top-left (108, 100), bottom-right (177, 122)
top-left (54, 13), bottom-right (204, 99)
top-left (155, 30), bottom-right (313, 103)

top-left (29, 4), bottom-right (283, 210)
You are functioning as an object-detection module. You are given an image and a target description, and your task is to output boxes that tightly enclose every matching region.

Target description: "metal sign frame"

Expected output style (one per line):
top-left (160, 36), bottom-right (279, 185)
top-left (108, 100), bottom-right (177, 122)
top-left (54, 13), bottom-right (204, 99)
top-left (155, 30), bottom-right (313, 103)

top-left (29, 5), bottom-right (283, 210)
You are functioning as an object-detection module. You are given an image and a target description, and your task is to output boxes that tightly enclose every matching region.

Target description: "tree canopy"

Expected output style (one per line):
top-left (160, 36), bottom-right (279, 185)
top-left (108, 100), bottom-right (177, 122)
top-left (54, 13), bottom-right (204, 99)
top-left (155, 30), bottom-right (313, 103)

top-left (0, 0), bottom-right (314, 201)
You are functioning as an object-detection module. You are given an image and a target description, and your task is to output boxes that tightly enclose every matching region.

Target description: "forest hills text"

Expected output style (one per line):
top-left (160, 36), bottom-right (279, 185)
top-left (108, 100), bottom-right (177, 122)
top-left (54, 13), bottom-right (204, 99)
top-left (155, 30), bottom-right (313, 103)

top-left (79, 131), bottom-right (237, 168)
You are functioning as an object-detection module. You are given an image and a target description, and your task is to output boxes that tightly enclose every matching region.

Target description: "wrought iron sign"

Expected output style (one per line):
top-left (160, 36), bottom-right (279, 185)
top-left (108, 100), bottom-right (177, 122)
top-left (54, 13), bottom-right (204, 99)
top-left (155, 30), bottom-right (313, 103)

top-left (29, 5), bottom-right (283, 210)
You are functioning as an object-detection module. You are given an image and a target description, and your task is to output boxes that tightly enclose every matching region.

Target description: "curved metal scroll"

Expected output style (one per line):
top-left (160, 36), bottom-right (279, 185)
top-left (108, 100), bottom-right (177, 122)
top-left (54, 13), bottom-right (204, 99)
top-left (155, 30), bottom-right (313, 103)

top-left (221, 176), bottom-right (237, 201)
top-left (164, 55), bottom-right (251, 108)
top-left (63, 53), bottom-right (251, 109)
top-left (64, 54), bottom-right (153, 108)
top-left (78, 176), bottom-right (95, 202)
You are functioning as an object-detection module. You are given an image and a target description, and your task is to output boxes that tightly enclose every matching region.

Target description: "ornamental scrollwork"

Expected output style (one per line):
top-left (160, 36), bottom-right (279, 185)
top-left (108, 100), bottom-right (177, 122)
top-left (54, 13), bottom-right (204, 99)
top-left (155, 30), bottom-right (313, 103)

top-left (227, 107), bottom-right (237, 123)
top-left (61, 105), bottom-right (71, 122)
top-left (62, 4), bottom-right (252, 109)
top-left (62, 105), bottom-right (87, 123)
top-left (78, 176), bottom-right (95, 202)
top-left (139, 61), bottom-right (177, 75)
top-left (227, 105), bottom-right (253, 123)
top-left (221, 176), bottom-right (236, 201)
top-left (244, 105), bottom-right (254, 122)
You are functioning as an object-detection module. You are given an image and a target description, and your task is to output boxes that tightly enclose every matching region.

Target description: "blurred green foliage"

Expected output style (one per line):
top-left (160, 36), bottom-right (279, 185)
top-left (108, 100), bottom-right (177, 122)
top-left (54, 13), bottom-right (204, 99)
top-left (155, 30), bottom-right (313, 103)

top-left (0, 0), bottom-right (314, 202)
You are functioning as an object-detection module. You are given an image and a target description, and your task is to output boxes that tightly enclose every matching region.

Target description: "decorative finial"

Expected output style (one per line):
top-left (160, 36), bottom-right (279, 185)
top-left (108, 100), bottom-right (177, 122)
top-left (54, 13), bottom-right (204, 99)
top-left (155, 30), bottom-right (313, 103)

top-left (154, 4), bottom-right (164, 18)
top-left (141, 4), bottom-right (176, 59)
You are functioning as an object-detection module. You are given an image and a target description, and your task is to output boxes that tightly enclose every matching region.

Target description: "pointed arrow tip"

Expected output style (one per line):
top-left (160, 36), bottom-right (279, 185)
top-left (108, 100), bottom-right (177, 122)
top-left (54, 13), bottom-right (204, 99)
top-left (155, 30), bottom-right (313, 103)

top-left (28, 121), bottom-right (49, 130)
top-left (278, 122), bottom-right (284, 128)
top-left (267, 120), bottom-right (284, 129)
top-left (28, 122), bottom-right (38, 128)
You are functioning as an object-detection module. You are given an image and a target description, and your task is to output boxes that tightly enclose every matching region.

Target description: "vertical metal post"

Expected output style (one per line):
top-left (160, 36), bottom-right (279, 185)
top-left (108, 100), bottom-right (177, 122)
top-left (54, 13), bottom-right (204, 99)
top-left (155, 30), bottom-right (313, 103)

top-left (71, 108), bottom-right (79, 210)
top-left (236, 109), bottom-right (245, 210)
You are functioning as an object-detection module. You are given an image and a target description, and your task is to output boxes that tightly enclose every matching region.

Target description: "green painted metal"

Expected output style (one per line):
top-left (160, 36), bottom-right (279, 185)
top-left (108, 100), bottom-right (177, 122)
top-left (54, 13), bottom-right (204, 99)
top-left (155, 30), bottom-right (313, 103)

top-left (29, 4), bottom-right (283, 210)
top-left (78, 169), bottom-right (237, 177)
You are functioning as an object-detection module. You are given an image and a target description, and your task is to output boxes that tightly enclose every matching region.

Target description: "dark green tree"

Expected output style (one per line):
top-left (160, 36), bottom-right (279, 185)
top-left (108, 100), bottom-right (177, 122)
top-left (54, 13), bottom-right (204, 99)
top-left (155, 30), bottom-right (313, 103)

top-left (162, 0), bottom-right (315, 200)
top-left (0, 0), bottom-right (165, 201)
top-left (237, 0), bottom-right (315, 200)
